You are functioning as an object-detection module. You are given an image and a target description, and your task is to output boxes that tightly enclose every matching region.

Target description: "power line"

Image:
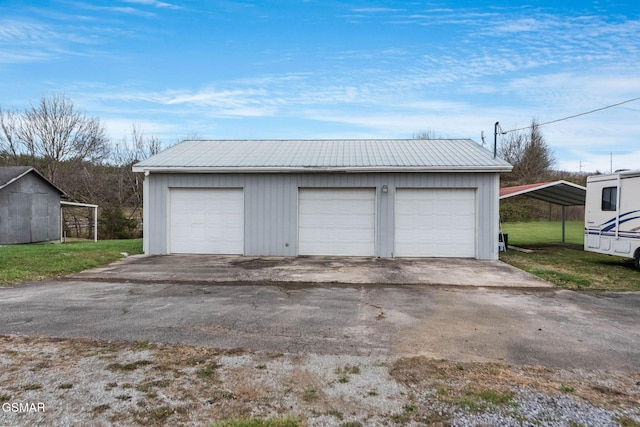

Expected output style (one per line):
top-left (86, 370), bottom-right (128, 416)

top-left (502, 96), bottom-right (640, 134)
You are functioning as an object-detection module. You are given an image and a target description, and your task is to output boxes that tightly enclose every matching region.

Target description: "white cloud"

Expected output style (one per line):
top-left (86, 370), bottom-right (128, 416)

top-left (102, 117), bottom-right (186, 143)
top-left (350, 7), bottom-right (403, 13)
top-left (556, 149), bottom-right (640, 174)
top-left (498, 17), bottom-right (550, 33)
top-left (0, 50), bottom-right (52, 63)
top-left (119, 0), bottom-right (182, 10)
top-left (17, 1), bottom-right (636, 168)
top-left (0, 18), bottom-right (98, 63)
top-left (72, 2), bottom-right (156, 17)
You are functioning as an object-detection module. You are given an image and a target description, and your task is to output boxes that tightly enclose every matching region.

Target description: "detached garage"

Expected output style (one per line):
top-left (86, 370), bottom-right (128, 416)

top-left (133, 139), bottom-right (512, 259)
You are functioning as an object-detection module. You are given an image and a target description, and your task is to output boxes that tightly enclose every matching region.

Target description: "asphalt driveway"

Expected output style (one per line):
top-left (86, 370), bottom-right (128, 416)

top-left (1, 255), bottom-right (639, 371)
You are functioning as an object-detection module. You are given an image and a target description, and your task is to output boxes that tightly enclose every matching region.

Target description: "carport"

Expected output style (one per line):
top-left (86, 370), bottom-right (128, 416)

top-left (499, 180), bottom-right (586, 242)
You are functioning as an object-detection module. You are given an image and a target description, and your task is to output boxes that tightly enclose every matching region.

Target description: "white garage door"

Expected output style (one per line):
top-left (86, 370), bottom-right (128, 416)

top-left (395, 188), bottom-right (476, 257)
top-left (170, 188), bottom-right (244, 254)
top-left (298, 188), bottom-right (375, 256)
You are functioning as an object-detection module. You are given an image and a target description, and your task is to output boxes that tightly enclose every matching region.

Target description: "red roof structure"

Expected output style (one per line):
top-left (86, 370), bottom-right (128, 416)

top-left (500, 180), bottom-right (586, 206)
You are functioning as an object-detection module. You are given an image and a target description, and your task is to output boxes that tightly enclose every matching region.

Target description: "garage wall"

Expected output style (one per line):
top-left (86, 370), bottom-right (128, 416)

top-left (142, 172), bottom-right (500, 259)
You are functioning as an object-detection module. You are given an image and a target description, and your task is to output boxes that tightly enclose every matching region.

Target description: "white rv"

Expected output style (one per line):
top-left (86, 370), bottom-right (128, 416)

top-left (584, 170), bottom-right (640, 270)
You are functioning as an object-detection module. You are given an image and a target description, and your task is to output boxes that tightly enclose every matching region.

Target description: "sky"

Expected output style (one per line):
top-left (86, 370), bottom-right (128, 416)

top-left (1, 0), bottom-right (639, 173)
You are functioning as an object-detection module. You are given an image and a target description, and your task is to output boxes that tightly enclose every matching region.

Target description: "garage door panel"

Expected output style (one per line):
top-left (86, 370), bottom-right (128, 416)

top-left (395, 188), bottom-right (476, 257)
top-left (170, 188), bottom-right (244, 254)
top-left (298, 188), bottom-right (375, 256)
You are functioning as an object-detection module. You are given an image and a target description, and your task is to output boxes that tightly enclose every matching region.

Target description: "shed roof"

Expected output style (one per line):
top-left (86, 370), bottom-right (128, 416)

top-left (500, 180), bottom-right (586, 206)
top-left (132, 139), bottom-right (513, 173)
top-left (0, 166), bottom-right (65, 194)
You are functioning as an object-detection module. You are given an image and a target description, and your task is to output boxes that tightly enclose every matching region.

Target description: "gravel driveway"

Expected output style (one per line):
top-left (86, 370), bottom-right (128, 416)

top-left (1, 335), bottom-right (638, 426)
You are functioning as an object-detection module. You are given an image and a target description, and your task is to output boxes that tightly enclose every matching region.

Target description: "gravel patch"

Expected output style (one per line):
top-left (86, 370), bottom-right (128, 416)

top-left (0, 336), bottom-right (638, 426)
top-left (449, 389), bottom-right (637, 427)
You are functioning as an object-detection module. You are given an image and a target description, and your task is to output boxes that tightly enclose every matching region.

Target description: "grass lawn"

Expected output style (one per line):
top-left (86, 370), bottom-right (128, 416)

top-left (0, 239), bottom-right (143, 285)
top-left (501, 220), bottom-right (584, 246)
top-left (500, 221), bottom-right (639, 291)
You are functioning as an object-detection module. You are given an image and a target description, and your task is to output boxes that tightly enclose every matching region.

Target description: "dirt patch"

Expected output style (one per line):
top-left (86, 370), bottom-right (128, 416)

top-left (228, 258), bottom-right (292, 270)
top-left (0, 336), bottom-right (638, 426)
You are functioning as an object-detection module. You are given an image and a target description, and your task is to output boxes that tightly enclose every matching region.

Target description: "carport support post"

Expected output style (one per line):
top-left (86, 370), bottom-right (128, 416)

top-left (562, 206), bottom-right (566, 243)
top-left (60, 201), bottom-right (99, 242)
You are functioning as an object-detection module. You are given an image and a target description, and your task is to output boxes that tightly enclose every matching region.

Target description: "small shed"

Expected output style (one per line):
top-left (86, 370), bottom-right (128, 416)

top-left (133, 139), bottom-right (513, 259)
top-left (0, 166), bottom-right (64, 245)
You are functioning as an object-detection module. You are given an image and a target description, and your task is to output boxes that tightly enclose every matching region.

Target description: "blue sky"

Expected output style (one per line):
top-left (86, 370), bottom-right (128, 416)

top-left (1, 0), bottom-right (639, 173)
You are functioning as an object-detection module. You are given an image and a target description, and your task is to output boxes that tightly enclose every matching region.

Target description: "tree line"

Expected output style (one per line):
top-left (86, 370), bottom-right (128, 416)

top-left (0, 94), bottom-right (164, 239)
top-left (2, 95), bottom-right (588, 239)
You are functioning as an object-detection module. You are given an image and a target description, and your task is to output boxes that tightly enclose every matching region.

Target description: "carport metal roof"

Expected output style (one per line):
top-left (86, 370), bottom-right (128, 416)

top-left (499, 180), bottom-right (586, 243)
top-left (499, 180), bottom-right (586, 206)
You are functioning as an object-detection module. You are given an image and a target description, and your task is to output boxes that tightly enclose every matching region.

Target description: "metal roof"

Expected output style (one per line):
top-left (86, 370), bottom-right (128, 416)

top-left (500, 180), bottom-right (586, 206)
top-left (0, 166), bottom-right (65, 194)
top-left (132, 139), bottom-right (513, 173)
top-left (0, 166), bottom-right (31, 189)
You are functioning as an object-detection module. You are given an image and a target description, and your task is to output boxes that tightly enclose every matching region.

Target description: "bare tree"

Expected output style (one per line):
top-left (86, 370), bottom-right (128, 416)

top-left (129, 124), bottom-right (163, 161)
top-left (412, 129), bottom-right (442, 139)
top-left (499, 119), bottom-right (554, 184)
top-left (2, 94), bottom-right (109, 185)
top-left (107, 124), bottom-right (164, 221)
top-left (0, 107), bottom-right (22, 164)
top-left (182, 131), bottom-right (202, 142)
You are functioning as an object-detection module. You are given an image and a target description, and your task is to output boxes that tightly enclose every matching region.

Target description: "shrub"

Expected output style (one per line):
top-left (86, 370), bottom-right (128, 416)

top-left (98, 204), bottom-right (137, 239)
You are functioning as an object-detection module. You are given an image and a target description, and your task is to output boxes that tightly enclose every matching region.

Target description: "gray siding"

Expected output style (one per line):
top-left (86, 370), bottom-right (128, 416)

top-left (0, 173), bottom-right (61, 245)
top-left (144, 172), bottom-right (501, 259)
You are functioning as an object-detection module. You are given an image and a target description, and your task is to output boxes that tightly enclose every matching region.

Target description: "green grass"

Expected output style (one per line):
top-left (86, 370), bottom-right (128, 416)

top-left (560, 384), bottom-right (575, 393)
top-left (196, 365), bottom-right (219, 378)
top-left (500, 222), bottom-right (639, 291)
top-left (301, 389), bottom-right (319, 402)
top-left (106, 360), bottom-right (152, 372)
top-left (0, 239), bottom-right (143, 285)
top-left (455, 388), bottom-right (515, 412)
top-left (501, 220), bottom-right (584, 246)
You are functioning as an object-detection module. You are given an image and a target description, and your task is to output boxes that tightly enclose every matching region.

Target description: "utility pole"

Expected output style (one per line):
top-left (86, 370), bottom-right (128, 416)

top-left (493, 122), bottom-right (499, 158)
top-left (610, 152), bottom-right (613, 174)
top-left (493, 122), bottom-right (506, 158)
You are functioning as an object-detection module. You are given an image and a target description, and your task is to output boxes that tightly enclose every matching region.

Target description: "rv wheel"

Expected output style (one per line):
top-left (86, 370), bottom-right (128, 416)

top-left (636, 251), bottom-right (640, 271)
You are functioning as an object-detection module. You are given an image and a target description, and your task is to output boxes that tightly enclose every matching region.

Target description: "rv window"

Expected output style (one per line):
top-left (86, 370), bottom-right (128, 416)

top-left (602, 187), bottom-right (617, 211)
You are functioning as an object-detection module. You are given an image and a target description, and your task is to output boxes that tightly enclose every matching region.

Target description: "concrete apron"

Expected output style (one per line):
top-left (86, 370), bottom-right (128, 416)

top-left (70, 255), bottom-right (553, 288)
